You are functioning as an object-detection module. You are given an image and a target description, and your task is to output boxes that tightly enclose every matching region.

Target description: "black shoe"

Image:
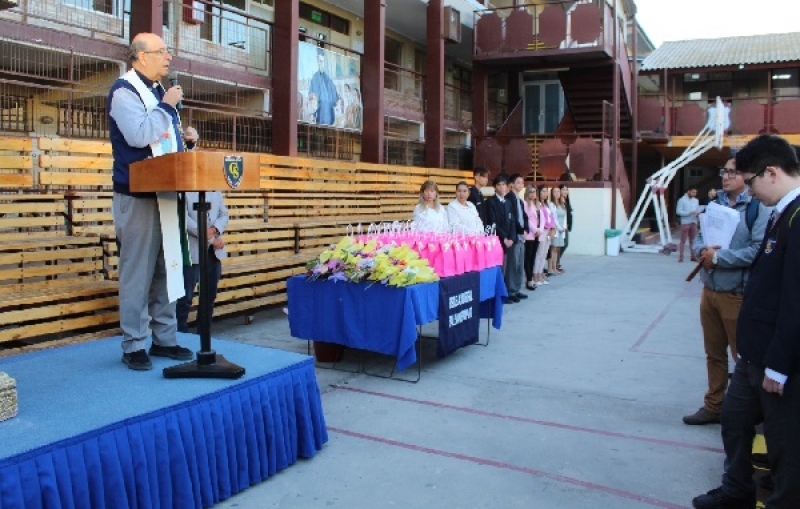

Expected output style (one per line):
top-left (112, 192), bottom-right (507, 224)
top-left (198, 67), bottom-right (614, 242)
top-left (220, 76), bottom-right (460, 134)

top-left (692, 487), bottom-right (755, 509)
top-left (122, 350), bottom-right (152, 371)
top-left (515, 292), bottom-right (528, 299)
top-left (505, 295), bottom-right (519, 304)
top-left (526, 283), bottom-right (537, 291)
top-left (683, 407), bottom-right (721, 425)
top-left (149, 343), bottom-right (194, 361)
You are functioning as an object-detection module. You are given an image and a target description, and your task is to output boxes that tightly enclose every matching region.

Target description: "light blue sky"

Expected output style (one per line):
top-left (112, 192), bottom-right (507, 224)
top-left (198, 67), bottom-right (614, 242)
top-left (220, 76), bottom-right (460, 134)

top-left (635, 0), bottom-right (797, 47)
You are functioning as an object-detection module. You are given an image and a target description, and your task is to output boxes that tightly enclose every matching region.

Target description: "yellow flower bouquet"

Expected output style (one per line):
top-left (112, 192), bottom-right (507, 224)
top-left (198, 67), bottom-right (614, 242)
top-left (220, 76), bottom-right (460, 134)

top-left (305, 236), bottom-right (439, 287)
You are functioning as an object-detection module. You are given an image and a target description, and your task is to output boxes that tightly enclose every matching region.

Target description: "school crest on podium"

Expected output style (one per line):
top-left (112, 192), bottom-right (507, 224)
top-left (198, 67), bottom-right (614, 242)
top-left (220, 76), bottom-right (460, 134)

top-left (223, 156), bottom-right (244, 189)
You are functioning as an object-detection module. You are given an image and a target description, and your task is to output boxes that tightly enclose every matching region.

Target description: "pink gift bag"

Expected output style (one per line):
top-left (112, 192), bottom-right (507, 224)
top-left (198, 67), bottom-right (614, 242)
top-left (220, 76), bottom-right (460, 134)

top-left (426, 242), bottom-right (444, 276)
top-left (440, 242), bottom-right (456, 277)
top-left (453, 241), bottom-right (467, 275)
top-left (463, 240), bottom-right (477, 272)
top-left (484, 236), bottom-right (501, 268)
top-left (473, 238), bottom-right (486, 271)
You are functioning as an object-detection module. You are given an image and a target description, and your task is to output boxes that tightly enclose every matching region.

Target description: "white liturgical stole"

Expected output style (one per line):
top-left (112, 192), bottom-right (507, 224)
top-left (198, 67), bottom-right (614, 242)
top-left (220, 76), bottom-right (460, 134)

top-left (121, 70), bottom-right (185, 303)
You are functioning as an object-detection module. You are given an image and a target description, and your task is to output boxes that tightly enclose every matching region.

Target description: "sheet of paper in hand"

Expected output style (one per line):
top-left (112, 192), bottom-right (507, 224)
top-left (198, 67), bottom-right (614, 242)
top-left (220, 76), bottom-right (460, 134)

top-left (700, 201), bottom-right (740, 249)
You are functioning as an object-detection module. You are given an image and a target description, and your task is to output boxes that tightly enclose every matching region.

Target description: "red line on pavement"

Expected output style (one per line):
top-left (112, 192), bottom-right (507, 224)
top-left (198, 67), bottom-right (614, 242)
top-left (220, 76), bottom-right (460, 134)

top-left (332, 386), bottom-right (724, 454)
top-left (630, 302), bottom-right (672, 351)
top-left (328, 426), bottom-right (689, 509)
top-left (630, 284), bottom-right (697, 352)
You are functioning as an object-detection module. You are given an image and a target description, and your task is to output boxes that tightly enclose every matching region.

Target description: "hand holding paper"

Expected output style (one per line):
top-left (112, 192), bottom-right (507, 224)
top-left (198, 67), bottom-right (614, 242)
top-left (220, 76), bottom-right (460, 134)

top-left (699, 202), bottom-right (740, 250)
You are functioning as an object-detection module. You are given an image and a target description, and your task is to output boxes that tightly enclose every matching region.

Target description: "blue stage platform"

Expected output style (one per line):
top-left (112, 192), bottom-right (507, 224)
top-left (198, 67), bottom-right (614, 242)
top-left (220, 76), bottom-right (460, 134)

top-left (0, 334), bottom-right (328, 508)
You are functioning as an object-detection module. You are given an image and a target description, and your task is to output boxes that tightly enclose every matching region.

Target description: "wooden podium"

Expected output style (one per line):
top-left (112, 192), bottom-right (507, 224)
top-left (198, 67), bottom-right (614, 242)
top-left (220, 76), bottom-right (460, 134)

top-left (131, 151), bottom-right (260, 379)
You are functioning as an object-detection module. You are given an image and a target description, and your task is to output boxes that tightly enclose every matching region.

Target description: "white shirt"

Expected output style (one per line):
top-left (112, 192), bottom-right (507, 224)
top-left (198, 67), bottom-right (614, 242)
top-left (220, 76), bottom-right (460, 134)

top-left (413, 203), bottom-right (450, 233)
top-left (447, 200), bottom-right (484, 234)
top-left (771, 185), bottom-right (800, 216)
top-left (676, 195), bottom-right (700, 225)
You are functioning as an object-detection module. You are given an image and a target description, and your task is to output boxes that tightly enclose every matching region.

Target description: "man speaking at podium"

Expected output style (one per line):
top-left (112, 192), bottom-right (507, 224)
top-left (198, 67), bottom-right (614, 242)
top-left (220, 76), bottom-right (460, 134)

top-left (108, 33), bottom-right (198, 371)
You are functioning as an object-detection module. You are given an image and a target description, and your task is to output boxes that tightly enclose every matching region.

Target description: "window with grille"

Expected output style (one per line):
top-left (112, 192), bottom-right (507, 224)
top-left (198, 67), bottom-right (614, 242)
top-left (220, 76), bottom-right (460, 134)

top-left (201, 0), bottom-right (248, 50)
top-left (61, 0), bottom-right (115, 15)
top-left (0, 94), bottom-right (30, 133)
top-left (193, 114), bottom-right (272, 153)
top-left (55, 100), bottom-right (108, 139)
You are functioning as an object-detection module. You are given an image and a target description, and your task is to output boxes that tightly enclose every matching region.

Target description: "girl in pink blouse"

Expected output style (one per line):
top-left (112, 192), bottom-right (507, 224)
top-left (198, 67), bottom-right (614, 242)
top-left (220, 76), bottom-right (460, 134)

top-left (523, 185), bottom-right (543, 290)
top-left (534, 185), bottom-right (555, 286)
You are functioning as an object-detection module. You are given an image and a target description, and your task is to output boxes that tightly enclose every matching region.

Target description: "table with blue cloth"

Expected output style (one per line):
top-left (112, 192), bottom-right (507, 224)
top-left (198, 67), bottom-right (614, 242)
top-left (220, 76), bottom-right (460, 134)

top-left (287, 266), bottom-right (506, 371)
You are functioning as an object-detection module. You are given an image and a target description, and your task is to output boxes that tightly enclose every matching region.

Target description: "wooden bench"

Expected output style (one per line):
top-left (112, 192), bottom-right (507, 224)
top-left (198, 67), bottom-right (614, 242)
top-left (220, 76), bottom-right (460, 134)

top-left (65, 191), bottom-right (115, 238)
top-left (266, 192), bottom-right (381, 223)
top-left (0, 236), bottom-right (118, 347)
top-left (0, 136), bottom-right (34, 188)
top-left (0, 193), bottom-right (67, 240)
top-left (223, 191), bottom-right (267, 227)
top-left (64, 191), bottom-right (268, 238)
top-left (38, 138), bottom-right (113, 189)
top-left (208, 253), bottom-right (308, 320)
top-left (184, 224), bottom-right (307, 323)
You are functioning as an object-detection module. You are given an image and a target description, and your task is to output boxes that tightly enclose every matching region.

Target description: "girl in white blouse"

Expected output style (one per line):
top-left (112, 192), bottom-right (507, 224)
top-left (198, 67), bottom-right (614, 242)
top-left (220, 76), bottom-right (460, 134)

top-left (413, 180), bottom-right (450, 233)
top-left (549, 186), bottom-right (568, 274)
top-left (447, 181), bottom-right (484, 234)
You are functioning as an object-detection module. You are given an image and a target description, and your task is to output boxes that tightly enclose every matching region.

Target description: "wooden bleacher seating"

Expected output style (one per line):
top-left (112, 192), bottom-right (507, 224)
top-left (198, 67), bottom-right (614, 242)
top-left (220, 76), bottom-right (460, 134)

top-left (0, 192), bottom-right (66, 240)
top-left (0, 137), bottom-right (34, 188)
top-left (38, 137), bottom-right (113, 189)
top-left (0, 135), bottom-right (470, 354)
top-left (65, 191), bottom-right (115, 238)
top-left (0, 235), bottom-right (118, 349)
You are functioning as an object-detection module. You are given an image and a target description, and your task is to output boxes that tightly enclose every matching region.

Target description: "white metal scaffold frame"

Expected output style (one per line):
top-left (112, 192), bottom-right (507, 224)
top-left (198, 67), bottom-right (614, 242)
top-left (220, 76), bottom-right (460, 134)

top-left (621, 97), bottom-right (727, 253)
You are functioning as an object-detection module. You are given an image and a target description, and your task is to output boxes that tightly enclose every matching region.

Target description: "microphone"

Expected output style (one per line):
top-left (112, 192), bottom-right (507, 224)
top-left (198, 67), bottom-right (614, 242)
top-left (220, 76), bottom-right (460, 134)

top-left (168, 71), bottom-right (182, 110)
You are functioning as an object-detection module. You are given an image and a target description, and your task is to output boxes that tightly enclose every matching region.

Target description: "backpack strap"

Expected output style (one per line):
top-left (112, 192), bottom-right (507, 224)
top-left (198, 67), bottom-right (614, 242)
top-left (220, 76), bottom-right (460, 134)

top-left (715, 194), bottom-right (760, 231)
top-left (745, 198), bottom-right (760, 231)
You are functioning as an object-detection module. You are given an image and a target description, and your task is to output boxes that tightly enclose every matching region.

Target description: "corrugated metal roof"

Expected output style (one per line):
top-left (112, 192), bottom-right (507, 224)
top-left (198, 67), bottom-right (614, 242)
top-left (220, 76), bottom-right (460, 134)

top-left (640, 32), bottom-right (800, 71)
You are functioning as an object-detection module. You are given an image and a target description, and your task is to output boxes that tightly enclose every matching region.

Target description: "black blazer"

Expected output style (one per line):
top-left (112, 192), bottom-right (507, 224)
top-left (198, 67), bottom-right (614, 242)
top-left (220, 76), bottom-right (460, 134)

top-left (468, 186), bottom-right (487, 226)
top-left (485, 194), bottom-right (515, 250)
top-left (506, 191), bottom-right (529, 237)
top-left (737, 195), bottom-right (800, 375)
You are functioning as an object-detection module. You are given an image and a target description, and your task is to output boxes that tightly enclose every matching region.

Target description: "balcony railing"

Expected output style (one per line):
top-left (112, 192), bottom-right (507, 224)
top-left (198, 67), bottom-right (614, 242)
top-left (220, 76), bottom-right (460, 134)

top-left (1, 0), bottom-right (127, 40)
top-left (638, 93), bottom-right (800, 138)
top-left (164, 0), bottom-right (271, 76)
top-left (473, 0), bottom-right (613, 56)
top-left (384, 62), bottom-right (424, 117)
top-left (298, 124), bottom-right (360, 161)
top-left (384, 138), bottom-right (425, 167)
top-left (0, 35), bottom-right (119, 139)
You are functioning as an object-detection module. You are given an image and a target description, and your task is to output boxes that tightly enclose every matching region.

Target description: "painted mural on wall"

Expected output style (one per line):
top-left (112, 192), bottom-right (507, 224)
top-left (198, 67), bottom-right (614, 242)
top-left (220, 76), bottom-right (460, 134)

top-left (297, 41), bottom-right (362, 131)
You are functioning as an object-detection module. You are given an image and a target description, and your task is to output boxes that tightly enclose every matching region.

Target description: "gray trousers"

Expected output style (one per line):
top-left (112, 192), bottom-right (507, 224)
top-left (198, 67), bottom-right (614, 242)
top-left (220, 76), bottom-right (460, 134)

top-left (503, 241), bottom-right (524, 295)
top-left (113, 193), bottom-right (177, 353)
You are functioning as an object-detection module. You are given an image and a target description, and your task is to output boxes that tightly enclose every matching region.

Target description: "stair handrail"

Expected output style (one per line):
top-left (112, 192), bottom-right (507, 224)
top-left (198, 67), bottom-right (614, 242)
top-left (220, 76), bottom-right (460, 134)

top-left (495, 97), bottom-right (523, 137)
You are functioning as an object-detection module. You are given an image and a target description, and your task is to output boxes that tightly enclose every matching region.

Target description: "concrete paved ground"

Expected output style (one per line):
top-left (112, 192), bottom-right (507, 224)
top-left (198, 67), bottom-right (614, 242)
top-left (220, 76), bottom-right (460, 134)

top-left (211, 251), bottom-right (727, 509)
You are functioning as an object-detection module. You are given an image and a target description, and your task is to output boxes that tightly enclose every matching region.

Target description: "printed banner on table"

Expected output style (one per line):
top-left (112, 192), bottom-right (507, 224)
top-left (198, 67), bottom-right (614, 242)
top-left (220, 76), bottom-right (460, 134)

top-left (437, 271), bottom-right (480, 358)
top-left (297, 41), bottom-right (362, 131)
